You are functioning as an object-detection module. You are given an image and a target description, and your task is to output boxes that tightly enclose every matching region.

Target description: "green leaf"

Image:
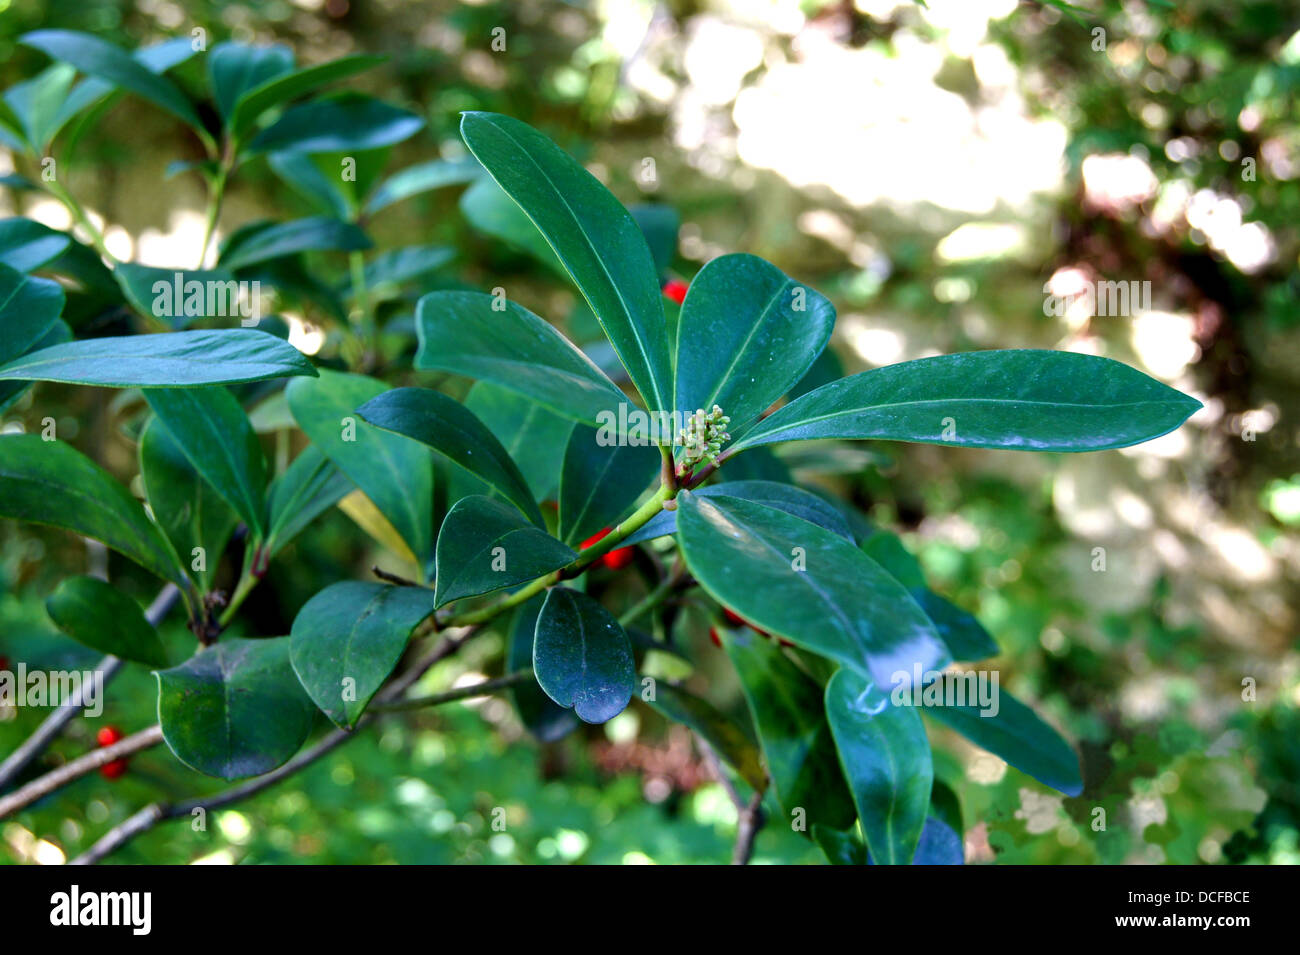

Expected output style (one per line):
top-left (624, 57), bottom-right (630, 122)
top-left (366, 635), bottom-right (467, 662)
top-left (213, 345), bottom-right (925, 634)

top-left (286, 370), bottom-right (434, 572)
top-left (290, 581), bottom-right (438, 728)
top-left (647, 681), bottom-right (767, 792)
top-left (267, 151), bottom-right (351, 218)
top-left (247, 94), bottom-right (424, 154)
top-left (219, 217), bottom-right (371, 271)
top-left (861, 530), bottom-right (999, 661)
top-left (139, 416), bottom-right (238, 591)
top-left (464, 382), bottom-right (573, 502)
top-left (361, 245), bottom-right (454, 300)
top-left (723, 629), bottom-right (855, 828)
top-left (826, 668), bottom-right (932, 865)
top-left (924, 687), bottom-right (1082, 796)
top-left (0, 264), bottom-right (65, 366)
top-left (20, 29), bottom-right (203, 132)
top-left (676, 493), bottom-right (951, 687)
top-left (459, 176), bottom-right (564, 273)
top-left (732, 350), bottom-right (1202, 454)
top-left (208, 42), bottom-right (294, 120)
top-left (674, 253), bottom-right (835, 434)
top-left (228, 54), bottom-right (385, 140)
top-left (459, 112), bottom-right (673, 412)
top-left (557, 425), bottom-right (660, 546)
top-left (156, 637), bottom-right (315, 779)
top-left (357, 386), bottom-right (541, 526)
top-left (265, 445), bottom-right (352, 556)
top-left (415, 290), bottom-right (626, 426)
top-left (508, 595), bottom-right (579, 742)
top-left (112, 263), bottom-right (247, 329)
top-left (623, 478), bottom-right (852, 546)
top-left (0, 217), bottom-right (71, 272)
top-left (0, 319), bottom-right (69, 414)
top-left (433, 495), bottom-right (574, 608)
top-left (812, 824), bottom-right (869, 865)
top-left (45, 575), bottom-right (169, 667)
top-left (534, 586), bottom-right (635, 724)
top-left (629, 204), bottom-right (679, 278)
top-left (144, 388), bottom-right (268, 539)
top-left (2, 64), bottom-right (77, 152)
top-left (0, 329), bottom-right (316, 387)
top-left (365, 156), bottom-right (481, 215)
top-left (0, 434), bottom-right (185, 585)
top-left (908, 816), bottom-right (964, 864)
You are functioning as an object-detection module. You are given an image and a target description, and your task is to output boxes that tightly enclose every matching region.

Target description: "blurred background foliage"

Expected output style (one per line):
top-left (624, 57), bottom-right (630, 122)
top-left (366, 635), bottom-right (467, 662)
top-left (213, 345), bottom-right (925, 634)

top-left (1, 0), bottom-right (1297, 864)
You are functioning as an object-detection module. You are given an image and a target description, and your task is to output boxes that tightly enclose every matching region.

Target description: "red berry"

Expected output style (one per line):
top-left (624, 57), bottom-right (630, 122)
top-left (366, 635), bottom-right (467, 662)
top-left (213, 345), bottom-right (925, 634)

top-left (708, 627), bottom-right (722, 648)
top-left (96, 725), bottom-right (124, 747)
top-left (580, 527), bottom-right (612, 550)
top-left (662, 279), bottom-right (688, 305)
top-left (601, 547), bottom-right (634, 570)
top-left (100, 760), bottom-right (128, 781)
top-left (722, 608), bottom-right (745, 627)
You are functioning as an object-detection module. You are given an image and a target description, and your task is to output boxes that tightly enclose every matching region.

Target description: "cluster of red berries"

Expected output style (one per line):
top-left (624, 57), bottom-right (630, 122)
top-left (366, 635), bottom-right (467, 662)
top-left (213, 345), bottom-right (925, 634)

top-left (95, 725), bottom-right (129, 780)
top-left (580, 528), bottom-right (635, 570)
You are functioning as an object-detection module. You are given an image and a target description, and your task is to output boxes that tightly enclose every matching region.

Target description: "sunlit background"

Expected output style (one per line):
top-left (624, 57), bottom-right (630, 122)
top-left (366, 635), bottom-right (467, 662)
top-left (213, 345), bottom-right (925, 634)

top-left (1, 0), bottom-right (1298, 864)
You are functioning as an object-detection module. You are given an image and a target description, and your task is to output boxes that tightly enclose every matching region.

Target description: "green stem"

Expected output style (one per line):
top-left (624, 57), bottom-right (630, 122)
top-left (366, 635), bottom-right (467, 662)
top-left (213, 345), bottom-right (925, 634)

top-left (196, 161), bottom-right (229, 269)
top-left (43, 178), bottom-right (114, 262)
top-left (217, 540), bottom-right (265, 630)
top-left (368, 672), bottom-right (531, 713)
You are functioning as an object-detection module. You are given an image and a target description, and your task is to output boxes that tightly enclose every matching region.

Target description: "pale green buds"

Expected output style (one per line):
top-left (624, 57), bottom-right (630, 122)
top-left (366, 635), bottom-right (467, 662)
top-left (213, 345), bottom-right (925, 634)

top-left (677, 404), bottom-right (731, 470)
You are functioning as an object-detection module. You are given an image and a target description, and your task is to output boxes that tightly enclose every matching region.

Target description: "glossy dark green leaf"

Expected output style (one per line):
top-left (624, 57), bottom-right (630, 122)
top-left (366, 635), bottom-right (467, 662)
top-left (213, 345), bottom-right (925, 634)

top-left (361, 245), bottom-right (454, 300)
top-left (647, 681), bottom-right (767, 791)
top-left (826, 668), bottom-right (932, 865)
top-left (733, 350), bottom-right (1202, 453)
top-left (812, 824), bottom-right (869, 865)
top-left (925, 687), bottom-right (1083, 796)
top-left (0, 319), bottom-right (69, 414)
top-left (228, 54), bottom-right (385, 140)
top-left (0, 264), bottom-right (65, 366)
top-left (357, 387), bottom-right (541, 526)
top-left (623, 479), bottom-right (852, 546)
top-left (674, 253), bottom-right (835, 434)
top-left (139, 416), bottom-right (238, 591)
top-left (21, 29), bottom-right (203, 131)
top-left (45, 575), bottom-right (169, 667)
top-left (144, 388), bottom-right (268, 539)
top-left (415, 290), bottom-right (626, 426)
top-left (629, 204), bottom-right (679, 278)
top-left (459, 175), bottom-right (564, 273)
top-left (557, 425), bottom-right (660, 546)
top-left (0, 434), bottom-right (185, 585)
top-left (286, 370), bottom-right (434, 570)
top-left (433, 495), bottom-right (574, 608)
top-left (464, 382), bottom-right (573, 502)
top-left (220, 217), bottom-right (371, 270)
top-left (724, 629), bottom-right (855, 828)
top-left (460, 112), bottom-right (673, 412)
top-left (508, 595), bottom-right (580, 742)
top-left (365, 156), bottom-right (481, 215)
top-left (156, 637), bottom-right (315, 779)
top-left (676, 493), bottom-right (951, 687)
top-left (0, 218), bottom-right (70, 272)
top-left (208, 42), bottom-right (294, 120)
top-left (534, 586), bottom-right (635, 724)
top-left (248, 94), bottom-right (423, 154)
top-left (265, 445), bottom-right (353, 556)
top-left (861, 530), bottom-right (999, 661)
top-left (0, 329), bottom-right (316, 387)
top-left (267, 150), bottom-right (351, 218)
top-left (111, 263), bottom-right (244, 329)
top-left (2, 64), bottom-right (77, 152)
top-left (290, 581), bottom-right (437, 728)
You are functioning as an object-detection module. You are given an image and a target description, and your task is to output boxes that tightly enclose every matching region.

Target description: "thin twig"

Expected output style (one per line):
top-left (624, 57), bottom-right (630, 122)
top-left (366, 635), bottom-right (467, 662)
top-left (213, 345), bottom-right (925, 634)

top-left (0, 726), bottom-right (164, 820)
top-left (369, 672), bottom-right (529, 713)
top-left (0, 583), bottom-right (180, 790)
top-left (372, 565), bottom-right (419, 587)
top-left (732, 790), bottom-right (766, 866)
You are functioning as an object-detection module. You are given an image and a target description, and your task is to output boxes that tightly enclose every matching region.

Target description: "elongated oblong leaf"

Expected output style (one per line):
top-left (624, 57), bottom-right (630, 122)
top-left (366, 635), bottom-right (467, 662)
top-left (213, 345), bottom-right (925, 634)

top-left (0, 264), bottom-right (64, 364)
top-left (365, 156), bottom-right (481, 215)
top-left (21, 29), bottom-right (203, 130)
top-left (0, 434), bottom-right (185, 585)
top-left (624, 479), bottom-right (851, 546)
top-left (464, 382), bottom-right (573, 502)
top-left (156, 637), bottom-right (315, 779)
top-left (674, 253), bottom-right (835, 434)
top-left (208, 42), bottom-right (294, 120)
top-left (647, 681), bottom-right (767, 792)
top-left (724, 629), bottom-right (855, 829)
top-left (286, 370), bottom-right (434, 572)
top-left (145, 388), bottom-right (268, 539)
top-left (248, 94), bottom-right (423, 154)
top-left (534, 586), bottom-right (635, 724)
top-left (0, 329), bottom-right (316, 387)
top-left (228, 54), bottom-right (385, 139)
top-left (415, 290), bottom-right (626, 425)
top-left (460, 112), bottom-right (673, 412)
top-left (557, 425), bottom-right (660, 546)
top-left (290, 581), bottom-right (438, 728)
top-left (677, 493), bottom-right (950, 688)
top-left (139, 417), bottom-right (238, 590)
top-left (112, 263), bottom-right (244, 329)
top-left (220, 217), bottom-right (371, 270)
top-left (357, 386), bottom-right (541, 526)
top-left (826, 668), bottom-right (932, 865)
top-left (433, 495), bottom-right (575, 608)
top-left (265, 445), bottom-right (352, 556)
top-left (0, 218), bottom-right (70, 272)
top-left (46, 575), bottom-right (168, 667)
top-left (732, 350), bottom-right (1202, 453)
top-left (924, 687), bottom-right (1083, 796)
top-left (508, 595), bottom-right (579, 742)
